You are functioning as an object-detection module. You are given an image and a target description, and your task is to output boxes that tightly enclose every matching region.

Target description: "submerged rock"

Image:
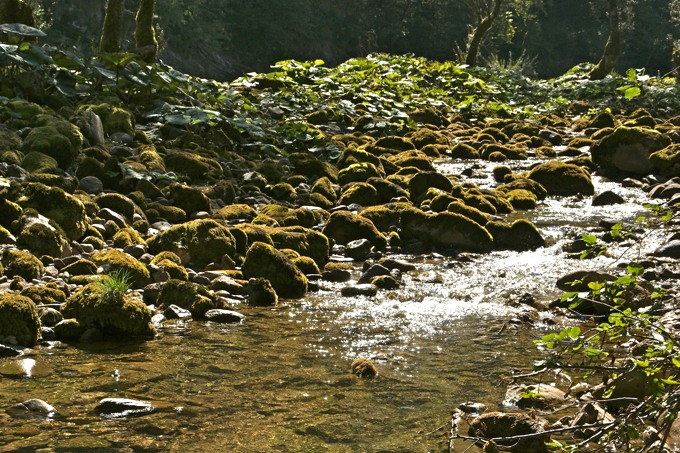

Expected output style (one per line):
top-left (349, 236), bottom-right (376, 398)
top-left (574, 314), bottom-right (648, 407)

top-left (8, 398), bottom-right (57, 419)
top-left (204, 309), bottom-right (246, 324)
top-left (351, 357), bottom-right (377, 378)
top-left (95, 398), bottom-right (155, 418)
top-left (468, 412), bottom-right (550, 452)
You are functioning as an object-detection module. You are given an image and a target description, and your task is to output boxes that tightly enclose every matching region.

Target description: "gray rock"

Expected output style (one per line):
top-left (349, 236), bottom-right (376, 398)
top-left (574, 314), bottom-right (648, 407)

top-left (79, 176), bottom-right (104, 194)
top-left (340, 284), bottom-right (378, 297)
top-left (78, 110), bottom-right (105, 146)
top-left (556, 270), bottom-right (617, 291)
top-left (358, 264), bottom-right (391, 284)
top-left (322, 268), bottom-right (352, 282)
top-left (98, 208), bottom-right (128, 228)
top-left (592, 190), bottom-right (625, 206)
top-left (204, 309), bottom-right (246, 324)
top-left (38, 306), bottom-right (63, 327)
top-left (8, 398), bottom-right (57, 418)
top-left (211, 275), bottom-right (246, 294)
top-left (95, 398), bottom-right (155, 418)
top-left (344, 238), bottom-right (372, 261)
top-left (0, 343), bottom-right (22, 357)
top-left (163, 304), bottom-right (192, 320)
top-left (109, 132), bottom-right (134, 144)
top-left (653, 240), bottom-right (680, 258)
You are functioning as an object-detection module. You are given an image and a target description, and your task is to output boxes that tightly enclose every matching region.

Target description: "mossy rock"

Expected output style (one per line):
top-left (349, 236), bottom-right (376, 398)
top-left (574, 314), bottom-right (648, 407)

top-left (145, 202), bottom-right (187, 223)
top-left (13, 182), bottom-right (87, 240)
top-left (401, 210), bottom-right (493, 253)
top-left (371, 136), bottom-right (416, 153)
top-left (408, 171), bottom-right (454, 204)
top-left (360, 202), bottom-right (419, 232)
top-left (247, 277), bottom-right (278, 306)
top-left (0, 198), bottom-right (22, 229)
top-left (429, 191), bottom-right (457, 212)
top-left (17, 221), bottom-right (64, 258)
top-left (21, 151), bottom-right (58, 174)
top-left (259, 205), bottom-right (317, 229)
top-left (446, 200), bottom-right (489, 225)
top-left (22, 116), bottom-right (83, 168)
top-left (163, 150), bottom-right (223, 181)
top-left (78, 104), bottom-right (134, 136)
top-left (95, 193), bottom-right (140, 223)
top-left (481, 143), bottom-right (527, 160)
top-left (0, 126), bottom-right (22, 151)
top-left (288, 153), bottom-right (339, 182)
top-left (241, 242), bottom-right (308, 299)
top-left (337, 148), bottom-right (384, 170)
top-left (61, 283), bottom-right (155, 340)
top-left (1, 249), bottom-right (44, 281)
top-left (650, 144), bottom-right (680, 177)
top-left (112, 227), bottom-right (145, 248)
top-left (338, 182), bottom-right (379, 206)
top-left (25, 173), bottom-right (78, 192)
top-left (497, 178), bottom-right (548, 200)
top-left (153, 258), bottom-right (189, 280)
top-left (91, 249), bottom-right (150, 288)
top-left (506, 189), bottom-right (538, 210)
top-left (61, 259), bottom-right (98, 276)
top-left (338, 162), bottom-right (384, 185)
top-left (146, 219), bottom-right (238, 268)
top-left (206, 180), bottom-right (237, 205)
top-left (388, 151), bottom-right (436, 172)
top-left (0, 225), bottom-right (14, 245)
top-left (292, 255), bottom-right (321, 275)
top-left (591, 126), bottom-right (671, 175)
top-left (311, 176), bottom-right (338, 203)
top-left (529, 161), bottom-right (594, 196)
top-left (166, 183), bottom-right (212, 215)
top-left (487, 219), bottom-right (545, 251)
top-left (214, 204), bottom-right (258, 222)
top-left (0, 150), bottom-right (22, 166)
top-left (266, 182), bottom-right (297, 203)
top-left (137, 144), bottom-right (166, 172)
top-left (0, 294), bottom-right (40, 347)
top-left (20, 283), bottom-right (67, 305)
top-left (366, 177), bottom-right (409, 203)
top-left (462, 193), bottom-right (497, 215)
top-left (156, 279), bottom-right (221, 317)
top-left (450, 143), bottom-right (480, 159)
top-left (270, 226), bottom-right (330, 268)
top-left (323, 211), bottom-right (387, 250)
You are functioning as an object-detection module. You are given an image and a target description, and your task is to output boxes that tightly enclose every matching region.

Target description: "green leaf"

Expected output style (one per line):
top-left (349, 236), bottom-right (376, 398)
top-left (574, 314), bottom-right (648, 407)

top-left (0, 23), bottom-right (46, 37)
top-left (624, 86), bottom-right (641, 100)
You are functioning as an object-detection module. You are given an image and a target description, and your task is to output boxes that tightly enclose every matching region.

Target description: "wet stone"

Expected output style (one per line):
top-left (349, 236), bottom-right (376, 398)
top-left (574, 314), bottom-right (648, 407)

top-left (0, 343), bottom-right (22, 357)
top-left (38, 306), bottom-right (63, 327)
top-left (163, 304), bottom-right (192, 320)
top-left (204, 309), bottom-right (246, 324)
top-left (95, 398), bottom-right (155, 418)
top-left (8, 399), bottom-right (57, 419)
top-left (344, 238), bottom-right (372, 261)
top-left (653, 240), bottom-right (680, 259)
top-left (592, 190), bottom-right (625, 206)
top-left (322, 268), bottom-right (352, 282)
top-left (340, 284), bottom-right (378, 297)
top-left (358, 264), bottom-right (390, 284)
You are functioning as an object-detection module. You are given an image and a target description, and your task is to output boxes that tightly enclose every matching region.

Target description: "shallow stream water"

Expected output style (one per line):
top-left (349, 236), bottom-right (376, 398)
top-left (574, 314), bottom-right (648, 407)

top-left (0, 159), bottom-right (662, 452)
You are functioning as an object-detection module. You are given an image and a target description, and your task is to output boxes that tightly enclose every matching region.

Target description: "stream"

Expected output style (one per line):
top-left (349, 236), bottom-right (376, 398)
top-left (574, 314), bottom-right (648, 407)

top-left (0, 158), bottom-right (663, 452)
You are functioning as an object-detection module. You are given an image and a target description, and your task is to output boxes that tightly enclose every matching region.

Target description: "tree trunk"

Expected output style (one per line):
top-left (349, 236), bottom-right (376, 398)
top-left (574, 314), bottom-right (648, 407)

top-left (134, 0), bottom-right (157, 62)
top-left (464, 0), bottom-right (503, 67)
top-left (589, 0), bottom-right (622, 80)
top-left (99, 0), bottom-right (124, 53)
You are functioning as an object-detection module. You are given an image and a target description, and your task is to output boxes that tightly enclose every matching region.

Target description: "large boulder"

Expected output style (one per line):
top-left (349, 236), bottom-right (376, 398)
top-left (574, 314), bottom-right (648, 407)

top-left (650, 144), bottom-right (680, 177)
top-left (91, 249), bottom-right (151, 288)
top-left (0, 294), bottom-right (40, 347)
top-left (468, 412), bottom-right (550, 452)
top-left (1, 248), bottom-right (43, 281)
top-left (61, 282), bottom-right (155, 340)
top-left (22, 115), bottom-right (83, 168)
top-left (322, 211), bottom-right (387, 250)
top-left (156, 279), bottom-right (224, 318)
top-left (529, 161), bottom-right (594, 196)
top-left (146, 219), bottom-right (238, 268)
top-left (401, 210), bottom-right (493, 253)
top-left (591, 126), bottom-right (671, 175)
top-left (486, 219), bottom-right (545, 251)
top-left (241, 242), bottom-right (308, 299)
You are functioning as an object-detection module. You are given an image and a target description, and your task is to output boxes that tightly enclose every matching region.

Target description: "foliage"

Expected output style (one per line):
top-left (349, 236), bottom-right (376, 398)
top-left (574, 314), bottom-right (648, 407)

top-left (93, 268), bottom-right (132, 302)
top-left (531, 204), bottom-right (680, 450)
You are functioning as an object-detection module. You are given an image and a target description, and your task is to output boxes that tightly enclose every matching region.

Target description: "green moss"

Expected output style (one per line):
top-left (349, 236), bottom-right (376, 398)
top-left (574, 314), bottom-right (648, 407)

top-left (166, 183), bottom-right (212, 215)
top-left (247, 277), bottom-right (278, 306)
top-left (20, 283), bottom-right (67, 305)
top-left (360, 202), bottom-right (418, 232)
top-left (407, 171), bottom-right (454, 204)
top-left (497, 178), bottom-right (548, 200)
top-left (0, 150), bottom-right (22, 166)
top-left (0, 199), bottom-right (22, 229)
top-left (450, 143), bottom-right (480, 159)
top-left (134, 0), bottom-right (159, 62)
top-left (150, 251), bottom-right (182, 265)
top-left (214, 204), bottom-right (258, 222)
top-left (288, 152), bottom-right (339, 182)
top-left (91, 249), bottom-right (150, 288)
top-left (1, 248), bottom-right (44, 281)
top-left (154, 258), bottom-right (189, 280)
top-left (146, 218), bottom-right (238, 268)
top-left (61, 283), bottom-right (155, 340)
top-left (266, 182), bottom-right (297, 203)
top-left (388, 150), bottom-right (435, 171)
top-left (241, 242), bottom-right (308, 299)
top-left (292, 255), bottom-right (321, 275)
top-left (323, 211), bottom-right (387, 250)
top-left (446, 200), bottom-right (488, 225)
top-left (338, 182), bottom-right (379, 206)
top-left (17, 222), bottom-right (63, 258)
top-left (79, 103), bottom-right (134, 136)
top-left (311, 176), bottom-right (338, 202)
top-left (14, 182), bottom-right (87, 240)
top-left (337, 148), bottom-right (384, 170)
top-left (61, 259), bottom-right (98, 276)
top-left (487, 219), bottom-right (545, 251)
top-left (96, 193), bottom-right (140, 222)
top-left (591, 126), bottom-right (671, 174)
top-left (338, 162), bottom-right (384, 185)
top-left (506, 189), bottom-right (538, 210)
top-left (529, 161), bottom-right (594, 196)
top-left (0, 126), bottom-right (22, 151)
top-left (0, 294), bottom-right (40, 347)
top-left (462, 193), bottom-right (497, 215)
top-left (270, 226), bottom-right (329, 268)
top-left (163, 150), bottom-right (223, 181)
top-left (401, 210), bottom-right (493, 253)
top-left (481, 143), bottom-right (527, 160)
top-left (650, 144), bottom-right (680, 177)
top-left (137, 144), bottom-right (166, 172)
top-left (112, 227), bottom-right (145, 248)
top-left (0, 225), bottom-right (13, 245)
top-left (21, 151), bottom-right (58, 174)
top-left (157, 279), bottom-right (223, 318)
top-left (145, 202), bottom-right (187, 223)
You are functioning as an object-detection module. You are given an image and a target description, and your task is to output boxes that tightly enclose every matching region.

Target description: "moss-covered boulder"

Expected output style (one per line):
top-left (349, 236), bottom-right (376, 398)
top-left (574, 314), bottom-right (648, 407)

top-left (401, 210), bottom-right (493, 253)
top-left (505, 189), bottom-right (538, 210)
top-left (150, 251), bottom-right (189, 281)
top-left (323, 211), bottom-right (387, 250)
top-left (166, 183), bottom-right (212, 215)
top-left (311, 176), bottom-right (338, 203)
top-left (61, 283), bottom-right (155, 340)
top-left (408, 171), bottom-right (454, 203)
top-left (270, 226), bottom-right (330, 268)
top-left (446, 200), bottom-right (489, 225)
top-left (650, 144), bottom-right (680, 177)
top-left (247, 277), bottom-right (278, 306)
top-left (78, 104), bottom-right (134, 136)
top-left (487, 219), bottom-right (545, 251)
top-left (360, 202), bottom-right (419, 232)
top-left (214, 204), bottom-right (258, 223)
top-left (241, 242), bottom-right (308, 299)
top-left (146, 219), bottom-right (238, 268)
top-left (529, 161), bottom-right (594, 196)
top-left (338, 162), bottom-right (384, 185)
top-left (156, 279), bottom-right (223, 318)
top-left (17, 221), bottom-right (64, 258)
top-left (0, 294), bottom-right (40, 347)
top-left (95, 193), bottom-right (140, 223)
top-left (1, 249), bottom-right (44, 281)
top-left (14, 182), bottom-right (88, 240)
top-left (0, 198), bottom-right (22, 229)
top-left (21, 151), bottom-right (58, 174)
top-left (591, 126), bottom-right (671, 175)
top-left (22, 116), bottom-right (83, 168)
top-left (61, 259), bottom-right (98, 276)
top-left (338, 182), bottom-right (379, 206)
top-left (112, 227), bottom-right (145, 248)
top-left (20, 283), bottom-right (67, 306)
top-left (163, 150), bottom-right (223, 181)
top-left (91, 249), bottom-right (150, 288)
top-left (497, 178), bottom-right (548, 200)
top-left (0, 126), bottom-right (22, 151)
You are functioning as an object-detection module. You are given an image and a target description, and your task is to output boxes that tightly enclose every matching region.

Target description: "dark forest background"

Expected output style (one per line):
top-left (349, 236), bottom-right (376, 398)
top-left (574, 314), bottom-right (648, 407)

top-left (35, 0), bottom-right (678, 80)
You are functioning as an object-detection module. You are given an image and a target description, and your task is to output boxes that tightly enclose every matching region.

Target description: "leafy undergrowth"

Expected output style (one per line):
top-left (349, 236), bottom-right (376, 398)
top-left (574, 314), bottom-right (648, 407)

top-left (1, 23), bottom-right (679, 164)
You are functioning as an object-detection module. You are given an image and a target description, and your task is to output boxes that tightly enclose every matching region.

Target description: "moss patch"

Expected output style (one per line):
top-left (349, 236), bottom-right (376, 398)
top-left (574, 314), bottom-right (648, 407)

top-left (0, 294), bottom-right (40, 347)
top-left (241, 242), bottom-right (308, 299)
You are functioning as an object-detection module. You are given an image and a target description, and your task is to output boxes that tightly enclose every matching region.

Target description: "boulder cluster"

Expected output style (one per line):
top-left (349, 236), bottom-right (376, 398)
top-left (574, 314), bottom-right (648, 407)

top-left (0, 96), bottom-right (679, 352)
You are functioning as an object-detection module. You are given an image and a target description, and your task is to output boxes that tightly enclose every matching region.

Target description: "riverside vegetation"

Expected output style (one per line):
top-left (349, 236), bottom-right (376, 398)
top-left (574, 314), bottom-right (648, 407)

top-left (2, 22), bottom-right (680, 451)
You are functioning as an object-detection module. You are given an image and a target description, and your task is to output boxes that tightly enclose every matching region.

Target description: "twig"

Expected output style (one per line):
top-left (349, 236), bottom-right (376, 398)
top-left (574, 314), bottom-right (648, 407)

top-left (450, 421), bottom-right (616, 443)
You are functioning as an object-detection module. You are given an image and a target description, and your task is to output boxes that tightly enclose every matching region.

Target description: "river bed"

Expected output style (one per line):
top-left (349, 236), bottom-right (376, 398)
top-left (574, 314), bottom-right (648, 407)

top-left (0, 159), bottom-right (662, 452)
